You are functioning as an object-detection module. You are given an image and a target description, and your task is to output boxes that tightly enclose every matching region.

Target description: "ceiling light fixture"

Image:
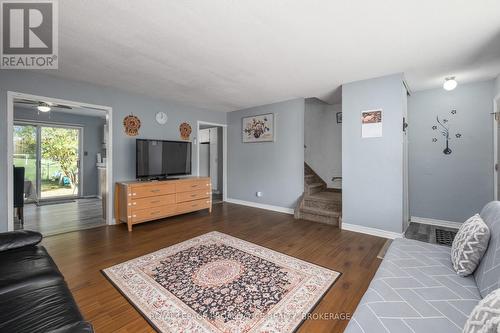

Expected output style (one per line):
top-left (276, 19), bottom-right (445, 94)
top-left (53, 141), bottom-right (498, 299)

top-left (37, 103), bottom-right (51, 112)
top-left (443, 77), bottom-right (458, 91)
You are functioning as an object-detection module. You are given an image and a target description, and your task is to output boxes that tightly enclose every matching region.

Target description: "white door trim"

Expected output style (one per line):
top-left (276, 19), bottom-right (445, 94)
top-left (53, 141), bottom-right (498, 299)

top-left (7, 91), bottom-right (114, 231)
top-left (196, 121), bottom-right (227, 202)
top-left (493, 93), bottom-right (500, 201)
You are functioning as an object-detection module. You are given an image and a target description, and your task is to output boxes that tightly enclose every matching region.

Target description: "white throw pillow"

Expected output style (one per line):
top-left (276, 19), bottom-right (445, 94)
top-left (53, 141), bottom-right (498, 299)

top-left (463, 288), bottom-right (500, 333)
top-left (451, 214), bottom-right (490, 276)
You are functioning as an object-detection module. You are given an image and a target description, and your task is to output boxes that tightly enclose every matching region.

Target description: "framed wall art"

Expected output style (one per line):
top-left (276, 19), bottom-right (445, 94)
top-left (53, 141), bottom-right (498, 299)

top-left (242, 113), bottom-right (274, 143)
top-left (361, 109), bottom-right (382, 138)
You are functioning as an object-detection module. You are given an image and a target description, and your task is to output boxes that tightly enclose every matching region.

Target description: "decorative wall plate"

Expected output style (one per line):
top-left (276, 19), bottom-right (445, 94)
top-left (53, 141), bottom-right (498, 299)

top-left (179, 122), bottom-right (192, 140)
top-left (123, 114), bottom-right (141, 136)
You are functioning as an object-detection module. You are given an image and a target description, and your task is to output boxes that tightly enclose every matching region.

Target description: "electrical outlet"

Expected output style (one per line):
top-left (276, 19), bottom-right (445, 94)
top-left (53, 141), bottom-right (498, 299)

top-left (256, 191), bottom-right (263, 197)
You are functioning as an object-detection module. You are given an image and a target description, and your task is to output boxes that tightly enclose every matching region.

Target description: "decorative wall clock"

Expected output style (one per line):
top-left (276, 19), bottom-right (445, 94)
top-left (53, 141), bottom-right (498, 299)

top-left (155, 112), bottom-right (168, 125)
top-left (123, 114), bottom-right (141, 136)
top-left (431, 109), bottom-right (462, 155)
top-left (179, 122), bottom-right (192, 140)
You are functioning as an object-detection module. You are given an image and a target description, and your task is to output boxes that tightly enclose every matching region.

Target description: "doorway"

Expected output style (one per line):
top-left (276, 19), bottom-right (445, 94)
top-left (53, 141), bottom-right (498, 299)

top-left (13, 123), bottom-right (82, 202)
top-left (7, 92), bottom-right (113, 235)
top-left (494, 93), bottom-right (500, 200)
top-left (196, 121), bottom-right (227, 204)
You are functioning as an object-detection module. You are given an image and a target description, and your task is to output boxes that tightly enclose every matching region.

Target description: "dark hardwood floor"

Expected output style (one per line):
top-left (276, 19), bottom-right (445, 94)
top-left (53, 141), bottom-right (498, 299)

top-left (15, 198), bottom-right (105, 236)
top-left (42, 202), bottom-right (386, 333)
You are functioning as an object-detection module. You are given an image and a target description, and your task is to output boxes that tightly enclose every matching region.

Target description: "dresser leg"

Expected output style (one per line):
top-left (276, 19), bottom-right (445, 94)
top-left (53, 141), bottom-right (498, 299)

top-left (127, 223), bottom-right (132, 232)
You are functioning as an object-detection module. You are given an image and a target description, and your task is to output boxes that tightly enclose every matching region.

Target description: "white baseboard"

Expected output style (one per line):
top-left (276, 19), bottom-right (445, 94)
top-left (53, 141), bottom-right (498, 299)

top-left (341, 223), bottom-right (402, 239)
top-left (225, 198), bottom-right (294, 215)
top-left (410, 216), bottom-right (461, 229)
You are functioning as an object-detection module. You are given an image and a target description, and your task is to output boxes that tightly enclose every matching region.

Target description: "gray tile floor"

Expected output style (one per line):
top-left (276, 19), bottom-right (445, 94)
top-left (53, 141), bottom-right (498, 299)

top-left (404, 222), bottom-right (458, 246)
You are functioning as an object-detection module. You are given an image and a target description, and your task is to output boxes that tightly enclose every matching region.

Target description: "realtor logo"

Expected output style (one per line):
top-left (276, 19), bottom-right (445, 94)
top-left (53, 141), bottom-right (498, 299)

top-left (1, 0), bottom-right (58, 69)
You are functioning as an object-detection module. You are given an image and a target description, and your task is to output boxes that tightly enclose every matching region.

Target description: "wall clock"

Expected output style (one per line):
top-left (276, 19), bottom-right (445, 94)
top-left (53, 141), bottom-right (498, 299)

top-left (155, 112), bottom-right (168, 125)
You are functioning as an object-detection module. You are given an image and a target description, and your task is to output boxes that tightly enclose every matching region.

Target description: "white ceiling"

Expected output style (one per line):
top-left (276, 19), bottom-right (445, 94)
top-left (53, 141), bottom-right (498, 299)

top-left (43, 0), bottom-right (500, 112)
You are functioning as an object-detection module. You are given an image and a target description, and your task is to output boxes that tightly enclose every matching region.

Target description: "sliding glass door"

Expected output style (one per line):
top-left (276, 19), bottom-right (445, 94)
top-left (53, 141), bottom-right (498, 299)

top-left (13, 122), bottom-right (82, 201)
top-left (40, 126), bottom-right (81, 199)
top-left (13, 124), bottom-right (38, 201)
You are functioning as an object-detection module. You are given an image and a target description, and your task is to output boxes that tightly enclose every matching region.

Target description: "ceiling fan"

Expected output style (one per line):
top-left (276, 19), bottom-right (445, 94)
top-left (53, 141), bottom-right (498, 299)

top-left (15, 99), bottom-right (73, 113)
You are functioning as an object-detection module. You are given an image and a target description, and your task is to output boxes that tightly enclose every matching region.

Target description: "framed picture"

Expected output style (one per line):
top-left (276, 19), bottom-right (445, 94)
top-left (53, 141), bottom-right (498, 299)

top-left (336, 112), bottom-right (342, 124)
top-left (361, 109), bottom-right (383, 138)
top-left (242, 113), bottom-right (274, 143)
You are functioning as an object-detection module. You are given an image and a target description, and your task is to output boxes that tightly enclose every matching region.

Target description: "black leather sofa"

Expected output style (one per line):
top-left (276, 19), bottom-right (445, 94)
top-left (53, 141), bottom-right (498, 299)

top-left (0, 230), bottom-right (93, 333)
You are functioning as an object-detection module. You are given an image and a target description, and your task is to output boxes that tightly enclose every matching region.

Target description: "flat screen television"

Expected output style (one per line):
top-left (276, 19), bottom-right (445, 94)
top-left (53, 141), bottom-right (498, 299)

top-left (136, 139), bottom-right (192, 179)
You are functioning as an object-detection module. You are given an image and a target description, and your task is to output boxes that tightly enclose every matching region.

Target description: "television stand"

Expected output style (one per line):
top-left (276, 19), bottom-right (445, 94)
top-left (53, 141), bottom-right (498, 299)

top-left (115, 177), bottom-right (212, 231)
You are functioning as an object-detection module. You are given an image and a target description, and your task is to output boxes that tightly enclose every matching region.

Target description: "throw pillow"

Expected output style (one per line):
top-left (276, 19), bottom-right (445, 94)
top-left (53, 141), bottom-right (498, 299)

top-left (451, 214), bottom-right (490, 276)
top-left (463, 288), bottom-right (500, 333)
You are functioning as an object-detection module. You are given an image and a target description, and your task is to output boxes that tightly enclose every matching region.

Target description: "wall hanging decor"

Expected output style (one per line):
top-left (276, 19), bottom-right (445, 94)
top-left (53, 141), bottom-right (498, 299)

top-left (336, 112), bottom-right (342, 124)
top-left (361, 109), bottom-right (382, 138)
top-left (432, 109), bottom-right (462, 155)
top-left (123, 114), bottom-right (141, 136)
top-left (179, 122), bottom-right (192, 140)
top-left (242, 113), bottom-right (274, 143)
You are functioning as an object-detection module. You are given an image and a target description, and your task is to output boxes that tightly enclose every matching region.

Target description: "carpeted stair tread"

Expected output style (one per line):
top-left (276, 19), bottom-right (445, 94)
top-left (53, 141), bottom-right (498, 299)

top-left (306, 191), bottom-right (341, 202)
top-left (299, 206), bottom-right (340, 217)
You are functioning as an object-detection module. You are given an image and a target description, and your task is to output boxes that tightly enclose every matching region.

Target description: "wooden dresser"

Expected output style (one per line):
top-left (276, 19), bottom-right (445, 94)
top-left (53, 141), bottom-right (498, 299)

top-left (115, 177), bottom-right (211, 231)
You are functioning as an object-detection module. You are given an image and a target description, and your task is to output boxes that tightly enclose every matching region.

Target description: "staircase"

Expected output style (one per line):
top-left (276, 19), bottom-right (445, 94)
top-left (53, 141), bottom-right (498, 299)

top-left (294, 163), bottom-right (342, 226)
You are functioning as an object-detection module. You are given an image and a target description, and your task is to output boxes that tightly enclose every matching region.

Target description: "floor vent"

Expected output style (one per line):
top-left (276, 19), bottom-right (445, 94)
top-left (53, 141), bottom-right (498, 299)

top-left (435, 228), bottom-right (457, 246)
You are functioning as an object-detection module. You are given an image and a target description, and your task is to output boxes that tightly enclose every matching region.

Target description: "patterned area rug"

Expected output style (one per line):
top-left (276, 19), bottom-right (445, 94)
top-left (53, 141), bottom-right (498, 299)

top-left (103, 231), bottom-right (340, 332)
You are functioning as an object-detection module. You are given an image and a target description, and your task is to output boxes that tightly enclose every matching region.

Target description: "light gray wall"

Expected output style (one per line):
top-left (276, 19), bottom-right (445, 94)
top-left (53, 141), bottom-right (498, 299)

top-left (227, 98), bottom-right (304, 209)
top-left (304, 98), bottom-right (342, 188)
top-left (409, 79), bottom-right (495, 222)
top-left (342, 73), bottom-right (406, 233)
top-left (14, 107), bottom-right (106, 197)
top-left (495, 74), bottom-right (500, 97)
top-left (199, 144), bottom-right (210, 177)
top-left (0, 70), bottom-right (226, 232)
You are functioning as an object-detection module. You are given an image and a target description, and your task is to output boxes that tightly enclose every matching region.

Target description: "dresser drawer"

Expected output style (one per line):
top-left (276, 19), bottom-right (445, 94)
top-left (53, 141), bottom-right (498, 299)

top-left (176, 189), bottom-right (210, 203)
top-left (176, 198), bottom-right (211, 213)
top-left (130, 183), bottom-right (176, 198)
top-left (176, 180), bottom-right (210, 193)
top-left (130, 194), bottom-right (175, 209)
top-left (131, 205), bottom-right (176, 223)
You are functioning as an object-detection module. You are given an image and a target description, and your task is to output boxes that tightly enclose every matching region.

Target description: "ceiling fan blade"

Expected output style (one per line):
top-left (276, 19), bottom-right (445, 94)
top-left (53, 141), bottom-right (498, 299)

top-left (15, 99), bottom-right (38, 105)
top-left (82, 105), bottom-right (107, 111)
top-left (53, 104), bottom-right (72, 109)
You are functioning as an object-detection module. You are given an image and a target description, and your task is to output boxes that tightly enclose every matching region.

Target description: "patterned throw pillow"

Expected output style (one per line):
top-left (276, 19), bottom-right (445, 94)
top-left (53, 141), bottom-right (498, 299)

top-left (451, 214), bottom-right (490, 276)
top-left (463, 288), bottom-right (500, 333)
